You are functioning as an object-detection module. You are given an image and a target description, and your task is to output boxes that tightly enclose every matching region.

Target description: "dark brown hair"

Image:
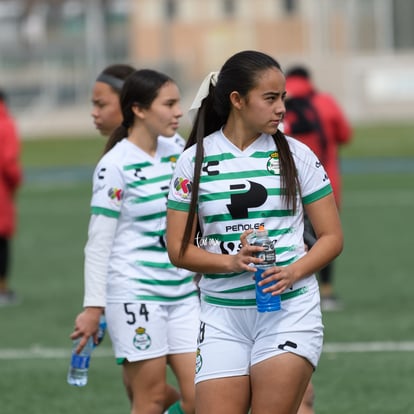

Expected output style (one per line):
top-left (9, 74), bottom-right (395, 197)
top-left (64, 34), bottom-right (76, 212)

top-left (180, 50), bottom-right (300, 257)
top-left (103, 69), bottom-right (174, 154)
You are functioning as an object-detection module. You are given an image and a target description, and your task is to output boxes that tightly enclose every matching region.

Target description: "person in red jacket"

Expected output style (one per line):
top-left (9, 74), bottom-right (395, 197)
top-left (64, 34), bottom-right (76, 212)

top-left (283, 65), bottom-right (352, 312)
top-left (0, 89), bottom-right (23, 306)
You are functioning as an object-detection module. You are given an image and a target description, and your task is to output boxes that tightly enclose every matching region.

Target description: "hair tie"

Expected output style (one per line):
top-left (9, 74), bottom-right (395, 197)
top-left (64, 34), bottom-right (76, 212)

top-left (96, 73), bottom-right (125, 92)
top-left (188, 71), bottom-right (219, 123)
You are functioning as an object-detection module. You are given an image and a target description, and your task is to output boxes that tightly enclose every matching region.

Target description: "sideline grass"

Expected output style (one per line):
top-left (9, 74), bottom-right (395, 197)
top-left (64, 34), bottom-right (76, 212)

top-left (21, 122), bottom-right (414, 167)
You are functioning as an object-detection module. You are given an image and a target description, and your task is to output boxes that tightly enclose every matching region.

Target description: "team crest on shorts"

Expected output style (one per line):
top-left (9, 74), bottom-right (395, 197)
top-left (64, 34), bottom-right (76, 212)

top-left (133, 327), bottom-right (151, 350)
top-left (195, 347), bottom-right (203, 373)
top-left (266, 152), bottom-right (280, 175)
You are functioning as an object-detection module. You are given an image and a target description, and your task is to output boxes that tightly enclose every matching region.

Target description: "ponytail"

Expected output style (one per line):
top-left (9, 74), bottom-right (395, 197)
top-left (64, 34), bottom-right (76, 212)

top-left (103, 125), bottom-right (128, 155)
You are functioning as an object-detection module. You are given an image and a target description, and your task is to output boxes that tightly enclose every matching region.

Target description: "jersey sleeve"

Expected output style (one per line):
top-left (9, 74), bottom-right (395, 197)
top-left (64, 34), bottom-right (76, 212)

top-left (90, 157), bottom-right (125, 218)
top-left (83, 215), bottom-right (117, 307)
top-left (167, 147), bottom-right (195, 212)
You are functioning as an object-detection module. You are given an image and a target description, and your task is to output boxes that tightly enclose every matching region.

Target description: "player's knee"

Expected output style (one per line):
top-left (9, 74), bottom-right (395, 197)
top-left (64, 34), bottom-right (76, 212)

top-left (302, 381), bottom-right (315, 409)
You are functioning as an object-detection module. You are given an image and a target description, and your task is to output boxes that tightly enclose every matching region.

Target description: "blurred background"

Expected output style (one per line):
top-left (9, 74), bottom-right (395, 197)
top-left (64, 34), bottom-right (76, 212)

top-left (1, 0), bottom-right (414, 137)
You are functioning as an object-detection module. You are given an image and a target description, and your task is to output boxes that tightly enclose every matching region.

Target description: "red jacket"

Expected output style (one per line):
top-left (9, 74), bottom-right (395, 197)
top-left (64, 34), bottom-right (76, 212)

top-left (283, 76), bottom-right (352, 207)
top-left (0, 101), bottom-right (22, 237)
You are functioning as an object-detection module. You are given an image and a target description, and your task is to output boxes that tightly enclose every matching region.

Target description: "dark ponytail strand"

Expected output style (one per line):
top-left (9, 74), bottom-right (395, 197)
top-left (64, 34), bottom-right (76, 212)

top-left (273, 129), bottom-right (301, 214)
top-left (180, 84), bottom-right (222, 257)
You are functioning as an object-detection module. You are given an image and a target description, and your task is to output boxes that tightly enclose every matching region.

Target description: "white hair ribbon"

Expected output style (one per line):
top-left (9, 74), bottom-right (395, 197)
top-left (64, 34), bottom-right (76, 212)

top-left (188, 71), bottom-right (219, 123)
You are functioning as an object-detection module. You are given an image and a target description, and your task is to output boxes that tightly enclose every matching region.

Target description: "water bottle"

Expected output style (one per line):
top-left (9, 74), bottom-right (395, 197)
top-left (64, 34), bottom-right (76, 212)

top-left (67, 336), bottom-right (94, 387)
top-left (67, 314), bottom-right (106, 386)
top-left (96, 313), bottom-right (107, 345)
top-left (251, 225), bottom-right (281, 312)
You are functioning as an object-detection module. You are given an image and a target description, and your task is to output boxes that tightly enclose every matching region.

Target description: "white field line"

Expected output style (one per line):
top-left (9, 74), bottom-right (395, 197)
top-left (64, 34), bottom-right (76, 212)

top-left (323, 341), bottom-right (414, 353)
top-left (1, 342), bottom-right (414, 360)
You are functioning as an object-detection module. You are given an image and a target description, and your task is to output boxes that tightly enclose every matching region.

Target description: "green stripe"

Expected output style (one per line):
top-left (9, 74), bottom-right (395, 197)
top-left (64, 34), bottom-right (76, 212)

top-left (202, 286), bottom-right (308, 307)
top-left (142, 230), bottom-right (165, 237)
top-left (132, 192), bottom-right (167, 203)
top-left (90, 206), bottom-right (119, 218)
top-left (204, 271), bottom-right (245, 279)
top-left (135, 291), bottom-right (199, 301)
top-left (123, 162), bottom-right (152, 170)
top-left (203, 255), bottom-right (297, 279)
top-left (139, 246), bottom-right (166, 252)
top-left (128, 174), bottom-right (172, 188)
top-left (167, 200), bottom-right (189, 211)
top-left (201, 151), bottom-right (274, 163)
top-left (204, 209), bottom-right (293, 224)
top-left (135, 260), bottom-right (175, 269)
top-left (135, 211), bottom-right (166, 221)
top-left (160, 154), bottom-right (180, 163)
top-left (200, 169), bottom-right (272, 183)
top-left (134, 276), bottom-right (195, 286)
top-left (205, 228), bottom-right (292, 243)
top-left (302, 184), bottom-right (332, 204)
top-left (202, 153), bottom-right (236, 162)
top-left (276, 256), bottom-right (298, 266)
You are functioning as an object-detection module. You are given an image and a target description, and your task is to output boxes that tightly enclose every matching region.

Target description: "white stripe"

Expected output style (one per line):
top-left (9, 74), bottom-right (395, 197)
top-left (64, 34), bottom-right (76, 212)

top-left (323, 341), bottom-right (414, 353)
top-left (0, 346), bottom-right (113, 360)
top-left (1, 342), bottom-right (414, 360)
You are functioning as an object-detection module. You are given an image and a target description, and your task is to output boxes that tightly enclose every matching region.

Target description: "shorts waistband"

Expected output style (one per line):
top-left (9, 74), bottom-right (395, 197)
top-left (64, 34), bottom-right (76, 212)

top-left (202, 286), bottom-right (309, 307)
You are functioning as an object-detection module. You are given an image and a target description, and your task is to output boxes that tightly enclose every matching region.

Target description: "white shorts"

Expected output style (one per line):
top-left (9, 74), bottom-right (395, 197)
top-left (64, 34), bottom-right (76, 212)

top-left (195, 287), bottom-right (323, 384)
top-left (106, 298), bottom-right (200, 364)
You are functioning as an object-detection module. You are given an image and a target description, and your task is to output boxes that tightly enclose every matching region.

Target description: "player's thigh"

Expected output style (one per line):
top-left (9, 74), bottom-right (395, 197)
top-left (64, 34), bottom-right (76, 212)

top-left (195, 376), bottom-right (251, 414)
top-left (123, 356), bottom-right (169, 403)
top-left (168, 352), bottom-right (196, 412)
top-left (250, 353), bottom-right (313, 414)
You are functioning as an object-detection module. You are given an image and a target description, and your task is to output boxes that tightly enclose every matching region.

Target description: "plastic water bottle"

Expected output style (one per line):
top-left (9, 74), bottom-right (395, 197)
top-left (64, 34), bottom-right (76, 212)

top-left (67, 335), bottom-right (94, 387)
top-left (96, 313), bottom-right (107, 345)
top-left (67, 314), bottom-right (106, 386)
top-left (251, 225), bottom-right (281, 312)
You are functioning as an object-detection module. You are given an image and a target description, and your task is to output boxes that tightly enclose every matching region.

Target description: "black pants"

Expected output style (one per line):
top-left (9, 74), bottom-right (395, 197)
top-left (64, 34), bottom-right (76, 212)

top-left (0, 237), bottom-right (10, 278)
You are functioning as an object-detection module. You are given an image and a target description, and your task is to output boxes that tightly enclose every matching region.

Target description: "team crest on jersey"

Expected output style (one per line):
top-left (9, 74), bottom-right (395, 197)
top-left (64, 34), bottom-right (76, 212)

top-left (195, 347), bottom-right (203, 373)
top-left (107, 187), bottom-right (123, 206)
top-left (169, 156), bottom-right (177, 170)
top-left (133, 327), bottom-right (151, 350)
top-left (173, 177), bottom-right (192, 199)
top-left (267, 152), bottom-right (280, 175)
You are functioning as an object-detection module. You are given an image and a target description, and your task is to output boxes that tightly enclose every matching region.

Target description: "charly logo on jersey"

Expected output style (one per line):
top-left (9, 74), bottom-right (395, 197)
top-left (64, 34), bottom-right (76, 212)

top-left (195, 347), bottom-right (203, 373)
top-left (133, 327), bottom-right (151, 350)
top-left (173, 177), bottom-right (192, 199)
top-left (107, 187), bottom-right (123, 206)
top-left (266, 151), bottom-right (280, 175)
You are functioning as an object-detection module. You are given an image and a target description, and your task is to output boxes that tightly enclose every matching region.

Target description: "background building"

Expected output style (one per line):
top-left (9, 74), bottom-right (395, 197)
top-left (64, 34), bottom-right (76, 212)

top-left (1, 0), bottom-right (413, 136)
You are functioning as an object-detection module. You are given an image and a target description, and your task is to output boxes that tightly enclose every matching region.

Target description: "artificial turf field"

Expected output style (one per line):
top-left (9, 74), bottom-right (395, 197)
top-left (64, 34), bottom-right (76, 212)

top-left (1, 122), bottom-right (413, 413)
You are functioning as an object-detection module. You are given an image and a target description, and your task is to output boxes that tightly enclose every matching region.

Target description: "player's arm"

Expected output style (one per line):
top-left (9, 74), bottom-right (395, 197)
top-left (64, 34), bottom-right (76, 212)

top-left (291, 193), bottom-right (343, 281)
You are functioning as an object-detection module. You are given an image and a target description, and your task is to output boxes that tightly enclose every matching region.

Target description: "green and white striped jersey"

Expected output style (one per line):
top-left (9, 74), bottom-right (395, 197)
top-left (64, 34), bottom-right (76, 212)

top-left (168, 129), bottom-right (332, 307)
top-left (91, 138), bottom-right (198, 304)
